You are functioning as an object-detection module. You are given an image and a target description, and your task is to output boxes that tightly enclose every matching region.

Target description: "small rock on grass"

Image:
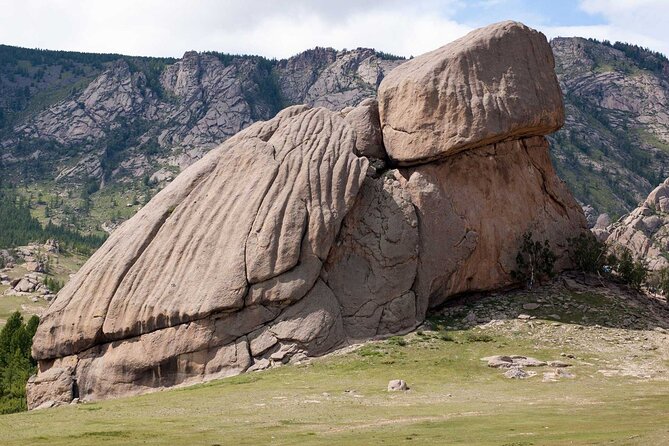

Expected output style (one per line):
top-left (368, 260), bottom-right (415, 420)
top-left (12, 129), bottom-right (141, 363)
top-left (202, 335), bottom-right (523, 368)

top-left (543, 368), bottom-right (575, 382)
top-left (504, 368), bottom-right (535, 379)
top-left (548, 360), bottom-right (571, 368)
top-left (482, 355), bottom-right (546, 368)
top-left (387, 379), bottom-right (409, 391)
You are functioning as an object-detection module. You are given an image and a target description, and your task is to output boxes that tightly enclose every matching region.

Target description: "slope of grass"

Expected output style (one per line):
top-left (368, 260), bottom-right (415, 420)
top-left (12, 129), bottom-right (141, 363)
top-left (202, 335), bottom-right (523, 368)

top-left (1, 319), bottom-right (667, 445)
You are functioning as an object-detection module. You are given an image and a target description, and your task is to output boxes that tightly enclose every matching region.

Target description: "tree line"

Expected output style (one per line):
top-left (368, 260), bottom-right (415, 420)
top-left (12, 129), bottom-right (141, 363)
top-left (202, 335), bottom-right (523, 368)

top-left (0, 187), bottom-right (106, 254)
top-left (0, 312), bottom-right (38, 414)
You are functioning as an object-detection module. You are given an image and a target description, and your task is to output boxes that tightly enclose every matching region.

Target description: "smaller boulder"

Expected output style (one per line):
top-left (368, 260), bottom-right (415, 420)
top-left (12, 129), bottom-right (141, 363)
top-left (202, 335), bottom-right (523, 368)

top-left (387, 379), bottom-right (409, 391)
top-left (344, 98), bottom-right (386, 160)
top-left (483, 355), bottom-right (514, 368)
top-left (25, 261), bottom-right (45, 273)
top-left (511, 356), bottom-right (546, 367)
top-left (504, 368), bottom-right (530, 379)
top-left (26, 367), bottom-right (75, 410)
top-left (14, 277), bottom-right (38, 293)
top-left (547, 360), bottom-right (571, 368)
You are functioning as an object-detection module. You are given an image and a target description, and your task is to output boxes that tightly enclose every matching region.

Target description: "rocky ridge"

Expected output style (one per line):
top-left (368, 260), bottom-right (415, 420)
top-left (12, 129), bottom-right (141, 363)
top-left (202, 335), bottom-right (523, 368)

top-left (26, 21), bottom-right (586, 409)
top-left (606, 178), bottom-right (669, 270)
top-left (549, 37), bottom-right (669, 217)
top-left (2, 35), bottom-right (669, 230)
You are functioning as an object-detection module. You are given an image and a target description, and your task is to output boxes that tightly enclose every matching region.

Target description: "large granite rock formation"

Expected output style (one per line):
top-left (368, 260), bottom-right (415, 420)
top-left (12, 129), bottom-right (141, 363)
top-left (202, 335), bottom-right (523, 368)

top-left (27, 21), bottom-right (587, 408)
top-left (607, 178), bottom-right (669, 270)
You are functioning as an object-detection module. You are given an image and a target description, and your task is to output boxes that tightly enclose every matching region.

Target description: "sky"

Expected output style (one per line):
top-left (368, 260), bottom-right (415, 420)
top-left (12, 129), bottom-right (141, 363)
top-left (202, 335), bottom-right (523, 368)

top-left (0, 0), bottom-right (668, 59)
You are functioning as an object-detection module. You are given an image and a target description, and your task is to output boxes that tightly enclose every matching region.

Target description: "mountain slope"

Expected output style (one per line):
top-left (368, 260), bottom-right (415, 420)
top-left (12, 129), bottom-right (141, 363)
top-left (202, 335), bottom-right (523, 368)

top-left (1, 37), bottom-right (668, 233)
top-left (549, 37), bottom-right (669, 218)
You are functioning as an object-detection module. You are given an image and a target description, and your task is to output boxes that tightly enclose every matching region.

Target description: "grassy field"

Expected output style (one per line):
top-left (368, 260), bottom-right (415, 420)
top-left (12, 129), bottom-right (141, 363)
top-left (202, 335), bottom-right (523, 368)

top-left (1, 284), bottom-right (668, 446)
top-left (0, 250), bottom-right (86, 327)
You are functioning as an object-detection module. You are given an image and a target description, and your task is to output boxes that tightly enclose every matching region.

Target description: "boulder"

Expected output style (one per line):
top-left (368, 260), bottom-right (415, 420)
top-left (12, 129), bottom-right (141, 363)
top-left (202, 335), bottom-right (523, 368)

top-left (397, 136), bottom-right (585, 311)
top-left (504, 368), bottom-right (531, 379)
top-left (343, 98), bottom-right (386, 160)
top-left (28, 21), bottom-right (586, 407)
top-left (25, 261), bottom-right (45, 273)
top-left (378, 21), bottom-right (563, 165)
top-left (14, 277), bottom-right (39, 293)
top-left (26, 367), bottom-right (74, 409)
top-left (387, 379), bottom-right (409, 391)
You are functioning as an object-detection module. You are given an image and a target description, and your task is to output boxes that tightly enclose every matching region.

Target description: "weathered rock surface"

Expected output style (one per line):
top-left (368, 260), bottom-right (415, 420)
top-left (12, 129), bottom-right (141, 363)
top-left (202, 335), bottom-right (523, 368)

top-left (28, 21), bottom-right (586, 408)
top-left (378, 21), bottom-right (563, 165)
top-left (324, 174), bottom-right (419, 338)
top-left (607, 178), bottom-right (669, 270)
top-left (32, 105), bottom-right (367, 361)
top-left (397, 136), bottom-right (585, 312)
top-left (26, 366), bottom-right (75, 410)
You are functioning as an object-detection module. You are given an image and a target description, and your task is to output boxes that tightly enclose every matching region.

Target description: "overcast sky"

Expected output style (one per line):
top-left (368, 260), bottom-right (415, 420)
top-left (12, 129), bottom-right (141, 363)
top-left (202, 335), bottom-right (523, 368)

top-left (1, 0), bottom-right (668, 59)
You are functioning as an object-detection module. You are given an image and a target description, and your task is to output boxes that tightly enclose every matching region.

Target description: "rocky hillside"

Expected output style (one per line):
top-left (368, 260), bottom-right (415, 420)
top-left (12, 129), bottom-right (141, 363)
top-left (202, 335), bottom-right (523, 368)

top-left (550, 38), bottom-right (669, 219)
top-left (1, 36), bottom-right (668, 232)
top-left (0, 45), bottom-right (400, 180)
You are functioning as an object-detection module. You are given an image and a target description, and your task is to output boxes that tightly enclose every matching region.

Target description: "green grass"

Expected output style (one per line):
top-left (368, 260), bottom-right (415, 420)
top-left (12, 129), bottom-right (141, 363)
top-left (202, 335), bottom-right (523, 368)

top-left (638, 128), bottom-right (669, 153)
top-left (0, 250), bottom-right (86, 328)
top-left (0, 293), bottom-right (47, 328)
top-left (0, 326), bottom-right (667, 445)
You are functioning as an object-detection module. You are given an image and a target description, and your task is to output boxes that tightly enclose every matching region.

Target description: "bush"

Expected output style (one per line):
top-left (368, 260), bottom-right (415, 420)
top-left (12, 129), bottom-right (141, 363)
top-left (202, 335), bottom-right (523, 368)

top-left (611, 247), bottom-right (647, 290)
top-left (386, 336), bottom-right (407, 347)
top-left (44, 276), bottom-right (64, 293)
top-left (463, 333), bottom-right (494, 343)
top-left (649, 267), bottom-right (669, 297)
top-left (568, 233), bottom-right (610, 274)
top-left (512, 232), bottom-right (557, 288)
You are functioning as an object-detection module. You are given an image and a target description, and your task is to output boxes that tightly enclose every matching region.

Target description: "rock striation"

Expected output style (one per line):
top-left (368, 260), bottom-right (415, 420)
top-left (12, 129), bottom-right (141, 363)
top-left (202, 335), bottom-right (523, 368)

top-left (27, 21), bottom-right (586, 408)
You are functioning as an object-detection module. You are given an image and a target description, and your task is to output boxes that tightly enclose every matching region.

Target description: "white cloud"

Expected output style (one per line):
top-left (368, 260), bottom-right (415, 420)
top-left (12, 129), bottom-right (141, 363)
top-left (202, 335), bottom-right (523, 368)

top-left (558, 0), bottom-right (669, 55)
top-left (0, 0), bottom-right (469, 58)
top-left (0, 0), bottom-right (667, 59)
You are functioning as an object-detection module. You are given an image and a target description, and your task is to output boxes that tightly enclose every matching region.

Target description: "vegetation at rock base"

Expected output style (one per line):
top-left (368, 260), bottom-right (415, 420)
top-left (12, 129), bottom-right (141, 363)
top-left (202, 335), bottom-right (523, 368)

top-left (610, 247), bottom-right (648, 290)
top-left (568, 233), bottom-right (609, 274)
top-left (648, 267), bottom-right (669, 298)
top-left (0, 312), bottom-right (38, 414)
top-left (43, 276), bottom-right (64, 293)
top-left (512, 232), bottom-right (556, 288)
top-left (566, 234), bottom-right (648, 290)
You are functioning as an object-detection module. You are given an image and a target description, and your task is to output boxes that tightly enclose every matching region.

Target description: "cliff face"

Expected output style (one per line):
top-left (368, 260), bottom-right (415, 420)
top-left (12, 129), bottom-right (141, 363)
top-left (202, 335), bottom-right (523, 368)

top-left (26, 21), bottom-right (586, 409)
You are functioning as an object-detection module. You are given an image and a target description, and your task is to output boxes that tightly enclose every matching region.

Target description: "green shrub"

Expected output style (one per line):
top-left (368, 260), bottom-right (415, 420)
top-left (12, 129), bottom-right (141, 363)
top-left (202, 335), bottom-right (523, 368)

top-left (611, 247), bottom-right (647, 290)
top-left (0, 312), bottom-right (39, 414)
top-left (44, 276), bottom-right (64, 293)
top-left (568, 233), bottom-right (610, 274)
top-left (464, 333), bottom-right (494, 343)
top-left (439, 333), bottom-right (454, 342)
top-left (386, 336), bottom-right (407, 347)
top-left (512, 232), bottom-right (557, 288)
